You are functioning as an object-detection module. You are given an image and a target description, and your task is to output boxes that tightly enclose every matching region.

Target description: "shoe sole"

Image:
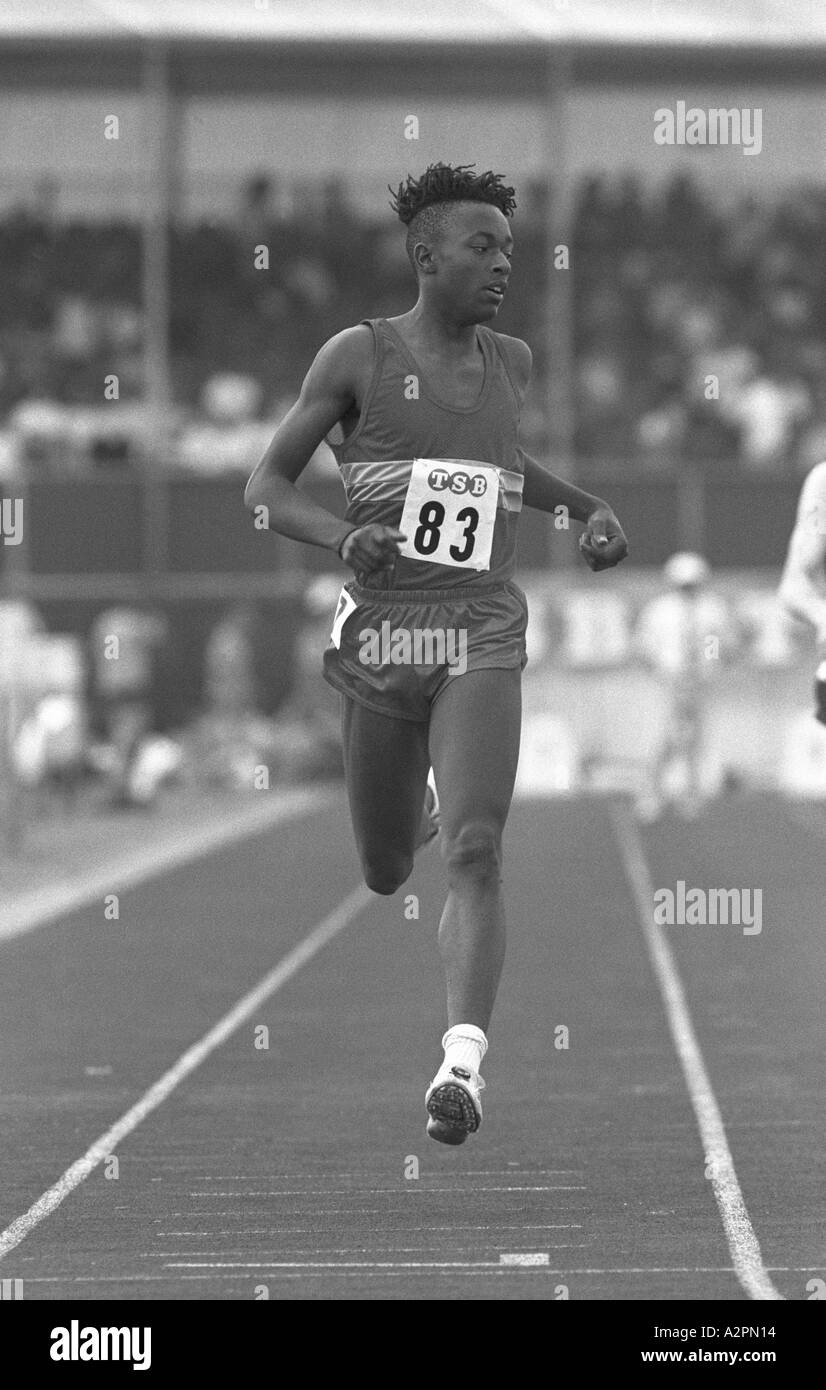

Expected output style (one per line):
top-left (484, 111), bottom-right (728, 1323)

top-left (426, 1081), bottom-right (480, 1137)
top-left (427, 1116), bottom-right (468, 1146)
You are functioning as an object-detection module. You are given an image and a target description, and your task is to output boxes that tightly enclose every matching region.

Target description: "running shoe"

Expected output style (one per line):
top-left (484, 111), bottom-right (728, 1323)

top-left (425, 1062), bottom-right (485, 1145)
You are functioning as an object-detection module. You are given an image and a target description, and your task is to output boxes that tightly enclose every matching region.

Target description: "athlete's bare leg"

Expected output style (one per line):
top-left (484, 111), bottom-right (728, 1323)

top-left (428, 667), bottom-right (522, 1032)
top-left (341, 695), bottom-right (431, 895)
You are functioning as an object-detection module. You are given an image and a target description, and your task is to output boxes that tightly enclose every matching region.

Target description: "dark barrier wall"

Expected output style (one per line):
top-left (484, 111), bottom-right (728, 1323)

top-left (0, 469), bottom-right (800, 729)
top-left (0, 469), bottom-right (803, 581)
top-left (25, 596), bottom-right (303, 733)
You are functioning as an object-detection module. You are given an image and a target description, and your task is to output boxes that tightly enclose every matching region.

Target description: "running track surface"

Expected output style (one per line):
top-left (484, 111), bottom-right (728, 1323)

top-left (0, 791), bottom-right (824, 1301)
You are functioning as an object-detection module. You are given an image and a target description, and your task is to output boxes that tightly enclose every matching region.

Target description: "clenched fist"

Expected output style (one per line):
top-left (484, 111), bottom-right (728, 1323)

top-left (578, 507), bottom-right (629, 573)
top-left (340, 523), bottom-right (407, 578)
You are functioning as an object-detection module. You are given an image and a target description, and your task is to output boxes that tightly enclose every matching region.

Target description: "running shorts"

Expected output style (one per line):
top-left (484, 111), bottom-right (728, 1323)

top-left (322, 579), bottom-right (528, 723)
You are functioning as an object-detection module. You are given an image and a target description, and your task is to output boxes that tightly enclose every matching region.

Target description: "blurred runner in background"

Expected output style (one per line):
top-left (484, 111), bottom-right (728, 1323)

top-left (635, 552), bottom-right (734, 820)
top-left (0, 598), bottom-right (45, 847)
top-left (90, 605), bottom-right (168, 808)
top-left (779, 461), bottom-right (826, 725)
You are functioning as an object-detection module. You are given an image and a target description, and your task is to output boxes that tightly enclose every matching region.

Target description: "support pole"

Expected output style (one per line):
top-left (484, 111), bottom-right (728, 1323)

top-left (140, 41), bottom-right (174, 586)
top-left (0, 466), bottom-right (32, 851)
top-left (544, 48), bottom-right (576, 567)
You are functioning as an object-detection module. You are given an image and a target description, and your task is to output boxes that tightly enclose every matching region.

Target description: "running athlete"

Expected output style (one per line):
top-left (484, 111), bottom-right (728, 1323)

top-left (245, 163), bottom-right (628, 1144)
top-left (779, 460), bottom-right (826, 724)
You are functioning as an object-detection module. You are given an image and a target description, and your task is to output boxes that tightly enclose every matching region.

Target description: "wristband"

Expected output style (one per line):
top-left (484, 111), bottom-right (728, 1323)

top-left (337, 528), bottom-right (358, 560)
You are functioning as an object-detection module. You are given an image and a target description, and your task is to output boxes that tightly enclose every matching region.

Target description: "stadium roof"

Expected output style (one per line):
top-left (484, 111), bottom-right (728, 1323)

top-left (4, 0), bottom-right (826, 49)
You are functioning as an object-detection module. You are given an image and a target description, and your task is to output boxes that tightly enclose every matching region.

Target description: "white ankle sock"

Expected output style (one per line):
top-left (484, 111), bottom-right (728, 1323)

top-left (442, 1024), bottom-right (488, 1076)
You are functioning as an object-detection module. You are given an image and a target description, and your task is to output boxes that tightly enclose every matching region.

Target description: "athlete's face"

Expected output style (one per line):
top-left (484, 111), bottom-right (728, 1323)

top-left (423, 202), bottom-right (513, 323)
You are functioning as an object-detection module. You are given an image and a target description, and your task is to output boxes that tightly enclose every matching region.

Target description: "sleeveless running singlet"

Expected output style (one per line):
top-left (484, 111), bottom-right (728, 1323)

top-left (325, 318), bottom-right (525, 592)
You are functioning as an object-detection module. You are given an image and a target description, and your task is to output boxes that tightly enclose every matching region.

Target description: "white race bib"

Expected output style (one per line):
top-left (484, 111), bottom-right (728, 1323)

top-left (397, 458), bottom-right (498, 572)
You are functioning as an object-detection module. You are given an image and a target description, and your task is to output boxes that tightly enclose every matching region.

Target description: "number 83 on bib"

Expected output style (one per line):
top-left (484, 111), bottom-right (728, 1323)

top-left (397, 458), bottom-right (498, 572)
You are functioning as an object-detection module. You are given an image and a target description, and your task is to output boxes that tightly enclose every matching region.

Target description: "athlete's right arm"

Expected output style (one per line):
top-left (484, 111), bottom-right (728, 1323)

top-left (779, 462), bottom-right (826, 645)
top-left (244, 327), bottom-right (403, 570)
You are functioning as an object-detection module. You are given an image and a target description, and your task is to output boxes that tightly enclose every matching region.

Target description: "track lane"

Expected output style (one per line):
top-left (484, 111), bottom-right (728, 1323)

top-left (0, 794), bottom-right (817, 1300)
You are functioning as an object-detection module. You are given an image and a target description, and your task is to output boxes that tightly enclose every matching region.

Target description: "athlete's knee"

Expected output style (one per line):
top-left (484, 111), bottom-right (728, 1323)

top-left (442, 819), bottom-right (502, 884)
top-left (362, 851), bottom-right (413, 896)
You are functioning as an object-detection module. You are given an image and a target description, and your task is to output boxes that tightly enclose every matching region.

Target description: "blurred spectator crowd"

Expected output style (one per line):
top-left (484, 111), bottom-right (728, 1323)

top-left (1, 171), bottom-right (826, 478)
top-left (0, 582), bottom-right (345, 822)
top-left (572, 174), bottom-right (826, 473)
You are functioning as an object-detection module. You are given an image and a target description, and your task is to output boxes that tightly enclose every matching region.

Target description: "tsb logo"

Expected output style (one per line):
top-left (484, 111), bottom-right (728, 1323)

top-left (427, 469), bottom-right (488, 497)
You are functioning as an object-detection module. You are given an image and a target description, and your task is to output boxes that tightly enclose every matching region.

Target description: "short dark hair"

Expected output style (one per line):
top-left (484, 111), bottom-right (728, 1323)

top-left (388, 162), bottom-right (517, 270)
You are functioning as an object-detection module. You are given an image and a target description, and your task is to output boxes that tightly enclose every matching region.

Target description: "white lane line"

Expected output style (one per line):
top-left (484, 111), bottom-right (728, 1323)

top-left (165, 1260), bottom-right (548, 1269)
top-left (15, 1265), bottom-right (807, 1283)
top-left (188, 1169), bottom-right (582, 1179)
top-left (184, 1186), bottom-right (586, 1196)
top-left (155, 1225), bottom-right (585, 1235)
top-left (609, 802), bottom-right (784, 1303)
top-left (0, 879), bottom-right (374, 1262)
top-left (500, 1253), bottom-right (550, 1265)
top-left (0, 787), bottom-right (335, 942)
top-left (148, 1246), bottom-right (589, 1258)
top-left (162, 1210), bottom-right (387, 1219)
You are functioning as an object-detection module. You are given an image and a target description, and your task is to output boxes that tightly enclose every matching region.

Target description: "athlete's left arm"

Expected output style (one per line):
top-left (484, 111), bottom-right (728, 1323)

top-left (506, 338), bottom-right (629, 572)
top-left (778, 462), bottom-right (826, 645)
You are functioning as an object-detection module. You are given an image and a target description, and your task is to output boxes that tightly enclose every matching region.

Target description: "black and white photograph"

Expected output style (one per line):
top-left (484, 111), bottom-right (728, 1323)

top-left (0, 0), bottom-right (824, 1348)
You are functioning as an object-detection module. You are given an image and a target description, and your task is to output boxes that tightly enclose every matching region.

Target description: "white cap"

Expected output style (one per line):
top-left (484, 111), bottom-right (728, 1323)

top-left (663, 552), bottom-right (710, 588)
top-left (201, 373), bottom-right (262, 423)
